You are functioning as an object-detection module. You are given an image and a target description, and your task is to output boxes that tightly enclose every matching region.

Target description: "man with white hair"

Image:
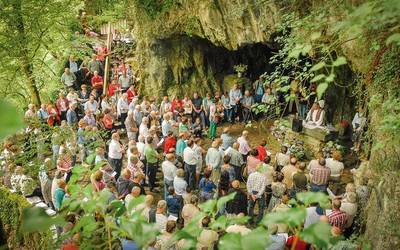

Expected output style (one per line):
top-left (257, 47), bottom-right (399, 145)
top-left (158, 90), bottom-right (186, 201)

top-left (25, 104), bottom-right (36, 119)
top-left (125, 110), bottom-right (138, 141)
top-left (161, 113), bottom-right (172, 138)
top-left (133, 105), bottom-right (143, 127)
top-left (139, 117), bottom-right (150, 139)
top-left (108, 133), bottom-right (124, 179)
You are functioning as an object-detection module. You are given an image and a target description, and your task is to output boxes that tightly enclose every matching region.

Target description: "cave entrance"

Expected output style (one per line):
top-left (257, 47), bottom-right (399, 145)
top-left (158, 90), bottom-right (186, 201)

top-left (153, 35), bottom-right (276, 95)
top-left (202, 40), bottom-right (276, 82)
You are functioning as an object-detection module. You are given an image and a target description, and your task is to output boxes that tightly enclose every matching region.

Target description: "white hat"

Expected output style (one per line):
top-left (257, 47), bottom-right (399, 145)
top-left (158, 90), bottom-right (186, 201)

top-left (318, 100), bottom-right (325, 109)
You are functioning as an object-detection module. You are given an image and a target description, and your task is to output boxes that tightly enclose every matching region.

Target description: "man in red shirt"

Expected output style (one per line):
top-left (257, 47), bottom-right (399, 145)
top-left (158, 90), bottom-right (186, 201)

top-left (163, 131), bottom-right (177, 154)
top-left (91, 71), bottom-right (103, 96)
top-left (108, 79), bottom-right (121, 97)
top-left (256, 139), bottom-right (267, 161)
top-left (286, 235), bottom-right (308, 250)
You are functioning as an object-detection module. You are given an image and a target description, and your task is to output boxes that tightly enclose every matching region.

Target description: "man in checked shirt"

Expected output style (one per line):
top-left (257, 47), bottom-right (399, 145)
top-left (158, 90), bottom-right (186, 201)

top-left (309, 158), bottom-right (331, 193)
top-left (247, 164), bottom-right (267, 224)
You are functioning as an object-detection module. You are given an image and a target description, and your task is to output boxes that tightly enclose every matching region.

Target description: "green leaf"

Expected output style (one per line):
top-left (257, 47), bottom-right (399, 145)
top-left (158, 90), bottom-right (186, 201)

top-left (0, 100), bottom-right (24, 140)
top-left (386, 33), bottom-right (400, 46)
top-left (300, 221), bottom-right (332, 249)
top-left (85, 153), bottom-right (96, 165)
top-left (325, 74), bottom-right (335, 82)
top-left (210, 215), bottom-right (228, 231)
top-left (310, 61), bottom-right (326, 72)
top-left (311, 74), bottom-right (326, 83)
top-left (332, 56), bottom-right (347, 67)
top-left (317, 82), bottom-right (329, 99)
top-left (296, 191), bottom-right (330, 207)
top-left (127, 195), bottom-right (145, 212)
top-left (20, 207), bottom-right (65, 233)
top-left (199, 199), bottom-right (217, 214)
top-left (219, 232), bottom-right (242, 250)
top-left (262, 207), bottom-right (306, 228)
top-left (241, 227), bottom-right (271, 250)
top-left (217, 192), bottom-right (236, 211)
top-left (278, 85), bottom-right (291, 93)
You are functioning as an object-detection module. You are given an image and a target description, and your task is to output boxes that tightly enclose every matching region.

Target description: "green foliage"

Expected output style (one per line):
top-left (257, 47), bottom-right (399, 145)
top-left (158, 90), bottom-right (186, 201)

top-left (21, 207), bottom-right (65, 233)
top-left (0, 187), bottom-right (53, 249)
top-left (135, 0), bottom-right (175, 19)
top-left (0, 101), bottom-right (24, 140)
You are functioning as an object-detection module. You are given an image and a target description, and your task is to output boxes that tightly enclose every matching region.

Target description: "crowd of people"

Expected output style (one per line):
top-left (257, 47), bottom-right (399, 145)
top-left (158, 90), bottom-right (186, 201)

top-left (1, 32), bottom-right (371, 250)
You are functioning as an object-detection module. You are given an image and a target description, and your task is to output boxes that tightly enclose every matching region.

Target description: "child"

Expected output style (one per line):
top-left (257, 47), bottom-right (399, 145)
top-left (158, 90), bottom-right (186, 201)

top-left (208, 114), bottom-right (219, 140)
top-left (191, 117), bottom-right (203, 138)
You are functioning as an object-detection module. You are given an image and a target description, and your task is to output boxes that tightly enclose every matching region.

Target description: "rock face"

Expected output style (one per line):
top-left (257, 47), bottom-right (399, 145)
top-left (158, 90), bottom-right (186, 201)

top-left (127, 0), bottom-right (281, 98)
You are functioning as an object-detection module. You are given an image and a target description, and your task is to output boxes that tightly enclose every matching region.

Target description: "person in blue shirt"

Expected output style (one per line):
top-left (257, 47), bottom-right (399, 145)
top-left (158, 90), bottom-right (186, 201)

top-left (199, 169), bottom-right (217, 201)
top-left (66, 104), bottom-right (78, 126)
top-left (166, 187), bottom-right (183, 218)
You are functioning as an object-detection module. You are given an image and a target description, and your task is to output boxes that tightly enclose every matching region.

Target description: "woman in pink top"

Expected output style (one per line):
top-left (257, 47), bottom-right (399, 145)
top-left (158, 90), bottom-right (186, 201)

top-left (91, 170), bottom-right (106, 192)
top-left (246, 149), bottom-right (262, 175)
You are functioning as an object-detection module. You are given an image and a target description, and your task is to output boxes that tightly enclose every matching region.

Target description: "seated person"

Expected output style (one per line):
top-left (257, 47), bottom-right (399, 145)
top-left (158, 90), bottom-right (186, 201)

top-left (303, 100), bottom-right (325, 129)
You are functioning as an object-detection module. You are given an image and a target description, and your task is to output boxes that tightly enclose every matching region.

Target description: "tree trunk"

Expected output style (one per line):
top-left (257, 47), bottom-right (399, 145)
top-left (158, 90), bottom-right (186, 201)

top-left (13, 0), bottom-right (41, 105)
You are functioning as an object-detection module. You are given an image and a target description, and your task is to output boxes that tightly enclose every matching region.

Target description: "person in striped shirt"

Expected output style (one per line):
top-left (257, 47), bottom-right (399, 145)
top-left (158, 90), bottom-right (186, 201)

top-left (309, 158), bottom-right (331, 193)
top-left (328, 199), bottom-right (348, 232)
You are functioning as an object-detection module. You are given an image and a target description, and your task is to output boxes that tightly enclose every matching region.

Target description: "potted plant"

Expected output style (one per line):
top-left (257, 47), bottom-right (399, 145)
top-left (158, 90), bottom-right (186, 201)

top-left (233, 64), bottom-right (248, 78)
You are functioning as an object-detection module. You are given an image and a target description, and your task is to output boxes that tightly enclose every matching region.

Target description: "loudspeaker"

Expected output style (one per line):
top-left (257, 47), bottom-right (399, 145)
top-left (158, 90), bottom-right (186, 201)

top-left (292, 118), bottom-right (303, 132)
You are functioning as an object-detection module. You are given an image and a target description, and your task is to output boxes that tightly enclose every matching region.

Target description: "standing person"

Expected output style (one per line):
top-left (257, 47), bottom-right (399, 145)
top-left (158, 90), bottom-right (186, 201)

top-left (328, 199), bottom-right (348, 233)
top-left (56, 92), bottom-right (69, 121)
top-left (84, 95), bottom-right (98, 114)
top-left (175, 133), bottom-right (187, 160)
top-left (125, 111), bottom-right (138, 141)
top-left (221, 91), bottom-right (232, 122)
top-left (91, 71), bottom-right (103, 97)
top-left (193, 138), bottom-right (205, 185)
top-left (290, 162), bottom-right (309, 199)
top-left (309, 158), bottom-right (331, 193)
top-left (155, 200), bottom-right (168, 232)
top-left (183, 139), bottom-right (198, 190)
top-left (220, 127), bottom-right (235, 151)
top-left (108, 133), bottom-right (124, 180)
top-left (256, 140), bottom-right (268, 161)
top-left (208, 103), bottom-right (218, 140)
top-left (37, 104), bottom-right (49, 123)
top-left (118, 71), bottom-right (131, 91)
top-left (326, 151), bottom-right (345, 195)
top-left (163, 131), bottom-right (176, 155)
top-left (173, 169), bottom-right (187, 196)
top-left (275, 146), bottom-right (290, 172)
top-left (268, 172), bottom-right (287, 212)
top-left (247, 165), bottom-right (267, 224)
top-left (39, 158), bottom-right (54, 208)
top-left (144, 137), bottom-right (161, 192)
top-left (246, 149), bottom-right (262, 176)
top-left (88, 54), bottom-right (102, 74)
top-left (61, 68), bottom-right (77, 89)
top-left (182, 195), bottom-right (200, 226)
top-left (281, 157), bottom-right (298, 190)
top-left (229, 83), bottom-right (243, 122)
top-left (205, 140), bottom-right (223, 183)
top-left (182, 95), bottom-right (193, 119)
top-left (117, 93), bottom-right (129, 126)
top-left (191, 92), bottom-right (206, 128)
top-left (159, 96), bottom-right (172, 116)
top-left (237, 130), bottom-right (251, 161)
top-left (54, 179), bottom-right (67, 211)
top-left (225, 142), bottom-right (245, 181)
top-left (199, 169), bottom-right (217, 201)
top-left (126, 84), bottom-right (136, 104)
top-left (241, 90), bottom-right (254, 123)
top-left (226, 180), bottom-right (248, 215)
top-left (161, 153), bottom-right (177, 199)
top-left (161, 113), bottom-right (172, 138)
top-left (202, 93), bottom-right (213, 128)
top-left (253, 76), bottom-right (265, 103)
top-left (66, 104), bottom-right (78, 127)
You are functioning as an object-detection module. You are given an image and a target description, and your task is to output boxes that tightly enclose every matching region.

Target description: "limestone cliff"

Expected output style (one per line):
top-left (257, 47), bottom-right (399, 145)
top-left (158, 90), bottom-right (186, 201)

top-left (127, 0), bottom-right (281, 98)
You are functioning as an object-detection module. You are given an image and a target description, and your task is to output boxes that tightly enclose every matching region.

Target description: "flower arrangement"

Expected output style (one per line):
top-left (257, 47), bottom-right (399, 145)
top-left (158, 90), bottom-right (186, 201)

top-left (233, 64), bottom-right (248, 77)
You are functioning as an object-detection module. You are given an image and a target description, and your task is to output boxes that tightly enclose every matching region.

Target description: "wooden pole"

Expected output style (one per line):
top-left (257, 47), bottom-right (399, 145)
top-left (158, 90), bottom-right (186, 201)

top-left (103, 22), bottom-right (112, 95)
